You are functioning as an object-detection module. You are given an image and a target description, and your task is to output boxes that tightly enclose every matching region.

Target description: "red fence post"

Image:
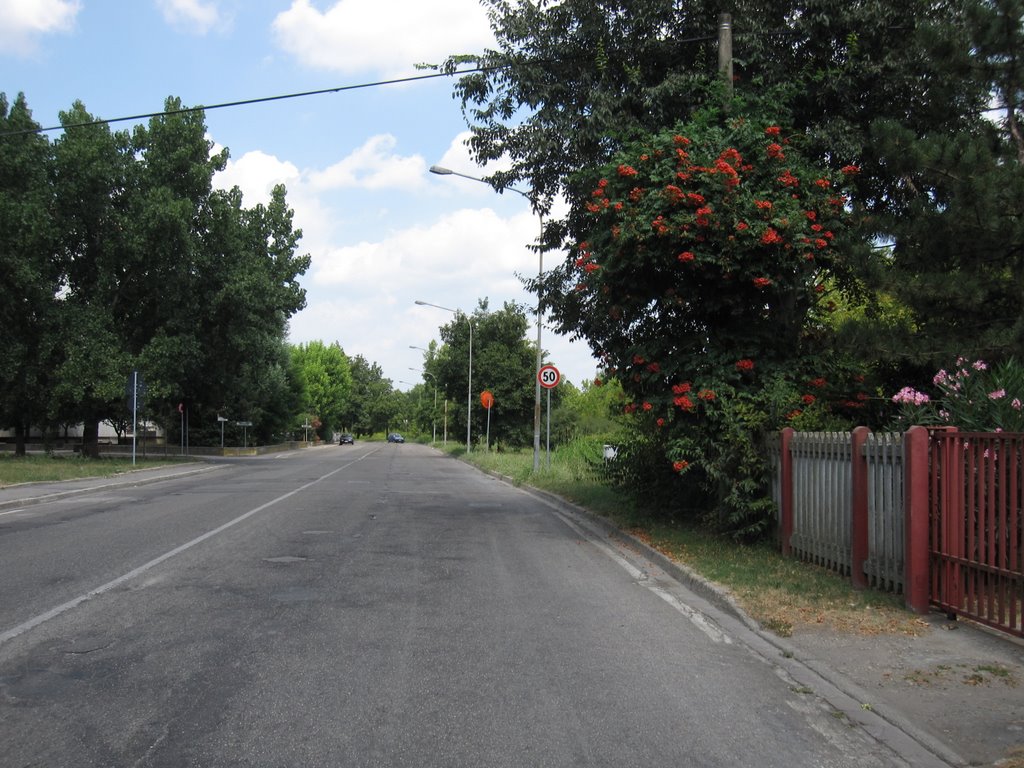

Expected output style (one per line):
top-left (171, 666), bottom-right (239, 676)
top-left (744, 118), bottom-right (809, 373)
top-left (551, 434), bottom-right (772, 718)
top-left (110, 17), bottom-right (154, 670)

top-left (904, 426), bottom-right (931, 613)
top-left (780, 427), bottom-right (794, 556)
top-left (850, 427), bottom-right (870, 589)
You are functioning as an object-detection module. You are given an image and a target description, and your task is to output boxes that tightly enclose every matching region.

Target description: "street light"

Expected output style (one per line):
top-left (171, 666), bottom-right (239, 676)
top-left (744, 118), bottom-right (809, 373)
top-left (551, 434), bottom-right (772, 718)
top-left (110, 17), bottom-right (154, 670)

top-left (415, 300), bottom-right (473, 453)
top-left (430, 164), bottom-right (546, 472)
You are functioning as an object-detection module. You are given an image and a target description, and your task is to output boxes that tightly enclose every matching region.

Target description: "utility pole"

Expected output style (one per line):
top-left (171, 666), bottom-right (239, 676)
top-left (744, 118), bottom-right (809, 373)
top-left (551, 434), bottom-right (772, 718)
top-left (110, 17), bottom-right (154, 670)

top-left (718, 13), bottom-right (733, 103)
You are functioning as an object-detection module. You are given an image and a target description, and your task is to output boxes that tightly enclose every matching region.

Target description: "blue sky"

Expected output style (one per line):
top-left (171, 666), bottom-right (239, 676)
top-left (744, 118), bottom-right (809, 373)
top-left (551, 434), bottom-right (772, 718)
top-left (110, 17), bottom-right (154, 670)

top-left (2, 0), bottom-right (598, 391)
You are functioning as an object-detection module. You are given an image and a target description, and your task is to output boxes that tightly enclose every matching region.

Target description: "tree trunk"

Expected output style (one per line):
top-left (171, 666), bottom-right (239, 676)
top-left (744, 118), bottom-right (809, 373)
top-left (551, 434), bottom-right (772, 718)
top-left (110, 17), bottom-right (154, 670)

top-left (81, 420), bottom-right (100, 459)
top-left (14, 422), bottom-right (26, 457)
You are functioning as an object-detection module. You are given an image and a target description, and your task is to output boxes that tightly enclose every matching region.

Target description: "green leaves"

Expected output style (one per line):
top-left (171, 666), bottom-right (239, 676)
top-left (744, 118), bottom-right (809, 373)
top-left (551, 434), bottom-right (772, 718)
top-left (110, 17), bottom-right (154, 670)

top-left (2, 91), bottom-right (311, 446)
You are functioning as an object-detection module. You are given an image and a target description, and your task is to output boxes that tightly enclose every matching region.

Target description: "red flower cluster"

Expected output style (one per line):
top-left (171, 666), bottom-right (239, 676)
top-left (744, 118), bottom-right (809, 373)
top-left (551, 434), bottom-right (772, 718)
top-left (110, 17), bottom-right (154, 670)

top-left (697, 389), bottom-right (716, 401)
top-left (752, 276), bottom-right (772, 288)
top-left (735, 359), bottom-right (754, 372)
top-left (760, 228), bottom-right (783, 245)
top-left (618, 164), bottom-right (638, 177)
top-left (778, 170), bottom-right (800, 187)
top-left (764, 126), bottom-right (781, 136)
top-left (678, 250), bottom-right (695, 263)
top-left (672, 460), bottom-right (689, 472)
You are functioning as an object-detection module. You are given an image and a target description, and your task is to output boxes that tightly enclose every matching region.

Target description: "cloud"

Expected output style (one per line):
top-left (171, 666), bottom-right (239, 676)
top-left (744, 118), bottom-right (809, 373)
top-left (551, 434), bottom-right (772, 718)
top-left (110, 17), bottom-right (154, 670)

top-left (308, 134), bottom-right (427, 191)
top-left (214, 147), bottom-right (302, 205)
top-left (0, 0), bottom-right (80, 56)
top-left (155, 0), bottom-right (224, 35)
top-left (310, 206), bottom-right (534, 292)
top-left (271, 0), bottom-right (494, 76)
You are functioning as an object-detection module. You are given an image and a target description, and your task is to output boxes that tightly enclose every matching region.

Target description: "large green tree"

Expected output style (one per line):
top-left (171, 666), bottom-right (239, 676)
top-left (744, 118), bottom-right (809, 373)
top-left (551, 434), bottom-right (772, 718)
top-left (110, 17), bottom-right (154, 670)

top-left (433, 0), bottom-right (1012, 530)
top-left (2, 93), bottom-right (311, 451)
top-left (433, 300), bottom-right (541, 448)
top-left (291, 341), bottom-right (353, 440)
top-left (439, 1), bottom-right (997, 391)
top-left (342, 355), bottom-right (397, 436)
top-left (851, 0), bottom-right (1024, 381)
top-left (0, 93), bottom-right (59, 454)
top-left (440, 0), bottom-right (979, 217)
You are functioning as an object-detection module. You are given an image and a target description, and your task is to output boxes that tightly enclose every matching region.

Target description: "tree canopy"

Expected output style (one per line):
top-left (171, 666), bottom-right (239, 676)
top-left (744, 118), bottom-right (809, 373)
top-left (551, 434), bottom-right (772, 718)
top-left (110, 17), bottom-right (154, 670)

top-left (436, 0), bottom-right (1024, 533)
top-left (1, 93), bottom-right (311, 452)
top-left (430, 300), bottom-right (542, 448)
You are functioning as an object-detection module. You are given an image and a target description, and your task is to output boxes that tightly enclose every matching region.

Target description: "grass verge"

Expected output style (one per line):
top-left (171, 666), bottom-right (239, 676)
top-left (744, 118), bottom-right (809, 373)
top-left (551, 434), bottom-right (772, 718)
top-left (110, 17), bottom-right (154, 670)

top-left (455, 442), bottom-right (925, 638)
top-left (0, 454), bottom-right (191, 488)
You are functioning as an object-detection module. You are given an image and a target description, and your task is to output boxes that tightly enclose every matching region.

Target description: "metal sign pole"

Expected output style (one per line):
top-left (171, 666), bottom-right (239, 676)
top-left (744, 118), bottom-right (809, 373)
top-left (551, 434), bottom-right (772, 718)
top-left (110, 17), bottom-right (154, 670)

top-left (131, 370), bottom-right (138, 466)
top-left (546, 388), bottom-right (551, 469)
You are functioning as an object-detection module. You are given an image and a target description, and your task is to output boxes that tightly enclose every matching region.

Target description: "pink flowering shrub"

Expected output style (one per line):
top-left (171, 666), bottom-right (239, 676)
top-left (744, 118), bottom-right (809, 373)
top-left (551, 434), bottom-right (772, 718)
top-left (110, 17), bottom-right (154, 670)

top-left (890, 357), bottom-right (1024, 431)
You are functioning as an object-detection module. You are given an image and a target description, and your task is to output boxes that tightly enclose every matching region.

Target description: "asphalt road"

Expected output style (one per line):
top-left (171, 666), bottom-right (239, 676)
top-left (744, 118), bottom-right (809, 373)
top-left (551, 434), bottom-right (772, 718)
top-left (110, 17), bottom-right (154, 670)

top-left (0, 444), bottom-right (930, 767)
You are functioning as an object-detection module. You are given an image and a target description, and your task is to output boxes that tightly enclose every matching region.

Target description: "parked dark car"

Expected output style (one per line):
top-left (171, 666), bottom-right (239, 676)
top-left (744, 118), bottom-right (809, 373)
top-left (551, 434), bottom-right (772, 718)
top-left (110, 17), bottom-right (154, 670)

top-left (386, 433), bottom-right (405, 443)
top-left (338, 433), bottom-right (355, 445)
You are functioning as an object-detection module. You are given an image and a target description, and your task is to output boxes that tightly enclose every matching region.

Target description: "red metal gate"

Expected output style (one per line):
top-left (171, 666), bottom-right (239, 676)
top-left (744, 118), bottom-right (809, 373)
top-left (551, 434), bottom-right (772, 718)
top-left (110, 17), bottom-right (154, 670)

top-left (929, 429), bottom-right (1023, 637)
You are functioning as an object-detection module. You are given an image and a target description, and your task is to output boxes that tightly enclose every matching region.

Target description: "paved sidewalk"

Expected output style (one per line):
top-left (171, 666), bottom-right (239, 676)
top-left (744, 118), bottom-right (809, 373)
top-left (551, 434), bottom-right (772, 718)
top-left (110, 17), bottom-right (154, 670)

top-left (786, 614), bottom-right (1024, 767)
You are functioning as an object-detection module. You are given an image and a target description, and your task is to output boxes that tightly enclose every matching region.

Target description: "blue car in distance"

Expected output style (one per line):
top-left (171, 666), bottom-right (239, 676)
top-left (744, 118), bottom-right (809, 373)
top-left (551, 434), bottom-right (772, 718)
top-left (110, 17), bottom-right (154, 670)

top-left (386, 433), bottom-right (405, 443)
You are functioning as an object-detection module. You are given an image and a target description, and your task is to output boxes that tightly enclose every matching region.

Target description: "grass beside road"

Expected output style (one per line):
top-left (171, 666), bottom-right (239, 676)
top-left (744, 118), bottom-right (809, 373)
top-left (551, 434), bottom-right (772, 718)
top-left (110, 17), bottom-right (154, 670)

top-left (0, 454), bottom-right (190, 488)
top-left (454, 442), bottom-right (924, 638)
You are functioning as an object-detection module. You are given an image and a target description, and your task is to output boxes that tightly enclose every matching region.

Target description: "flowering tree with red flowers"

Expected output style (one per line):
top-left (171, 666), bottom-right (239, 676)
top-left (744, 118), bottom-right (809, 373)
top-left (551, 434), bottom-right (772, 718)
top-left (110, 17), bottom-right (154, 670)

top-left (545, 113), bottom-right (863, 535)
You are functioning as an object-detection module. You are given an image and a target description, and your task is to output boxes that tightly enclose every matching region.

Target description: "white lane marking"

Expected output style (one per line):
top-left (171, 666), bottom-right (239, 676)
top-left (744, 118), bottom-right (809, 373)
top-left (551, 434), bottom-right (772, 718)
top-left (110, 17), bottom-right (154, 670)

top-left (550, 507), bottom-right (731, 644)
top-left (0, 449), bottom-right (380, 648)
top-left (0, 508), bottom-right (26, 518)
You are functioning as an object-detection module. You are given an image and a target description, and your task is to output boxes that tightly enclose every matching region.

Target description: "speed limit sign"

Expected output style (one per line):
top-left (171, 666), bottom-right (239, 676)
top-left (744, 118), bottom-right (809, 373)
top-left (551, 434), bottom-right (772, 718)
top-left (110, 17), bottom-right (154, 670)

top-left (538, 364), bottom-right (561, 389)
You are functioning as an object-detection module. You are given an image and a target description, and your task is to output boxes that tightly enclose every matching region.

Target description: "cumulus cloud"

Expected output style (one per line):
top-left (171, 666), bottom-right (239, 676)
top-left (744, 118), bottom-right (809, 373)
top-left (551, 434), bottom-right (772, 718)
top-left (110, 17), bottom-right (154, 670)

top-left (155, 0), bottom-right (224, 35)
top-left (308, 134), bottom-right (427, 191)
top-left (214, 148), bottom-right (302, 205)
top-left (271, 0), bottom-right (494, 76)
top-left (0, 0), bottom-right (80, 56)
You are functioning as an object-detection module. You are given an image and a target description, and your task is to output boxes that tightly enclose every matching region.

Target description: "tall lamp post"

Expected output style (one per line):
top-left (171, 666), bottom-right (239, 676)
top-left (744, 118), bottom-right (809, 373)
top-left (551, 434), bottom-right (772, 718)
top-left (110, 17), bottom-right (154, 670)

top-left (415, 300), bottom-right (473, 453)
top-left (430, 165), bottom-right (545, 472)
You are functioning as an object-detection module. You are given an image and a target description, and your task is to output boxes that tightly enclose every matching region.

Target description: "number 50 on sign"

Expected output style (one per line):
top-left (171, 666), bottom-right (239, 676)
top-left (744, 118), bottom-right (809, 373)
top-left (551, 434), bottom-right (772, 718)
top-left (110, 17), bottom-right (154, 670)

top-left (538, 365), bottom-right (560, 389)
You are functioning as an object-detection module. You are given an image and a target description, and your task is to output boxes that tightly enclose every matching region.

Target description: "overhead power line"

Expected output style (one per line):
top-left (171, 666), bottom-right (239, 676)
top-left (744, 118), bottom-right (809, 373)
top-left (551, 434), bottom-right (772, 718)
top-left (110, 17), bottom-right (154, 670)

top-left (0, 65), bottom-right (510, 138)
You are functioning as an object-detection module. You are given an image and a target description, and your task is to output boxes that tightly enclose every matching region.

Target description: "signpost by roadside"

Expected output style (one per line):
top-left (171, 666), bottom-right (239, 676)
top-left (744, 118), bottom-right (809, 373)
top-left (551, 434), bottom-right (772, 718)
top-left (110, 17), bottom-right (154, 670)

top-left (537, 365), bottom-right (560, 469)
top-left (480, 390), bottom-right (494, 451)
top-left (237, 421), bottom-right (253, 448)
top-left (126, 371), bottom-right (146, 466)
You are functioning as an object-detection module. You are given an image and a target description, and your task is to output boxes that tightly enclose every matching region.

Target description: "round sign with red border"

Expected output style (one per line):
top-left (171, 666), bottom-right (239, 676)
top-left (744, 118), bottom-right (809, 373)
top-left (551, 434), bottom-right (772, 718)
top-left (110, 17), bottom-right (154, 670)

top-left (538, 364), bottom-right (561, 389)
top-left (480, 390), bottom-right (495, 409)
